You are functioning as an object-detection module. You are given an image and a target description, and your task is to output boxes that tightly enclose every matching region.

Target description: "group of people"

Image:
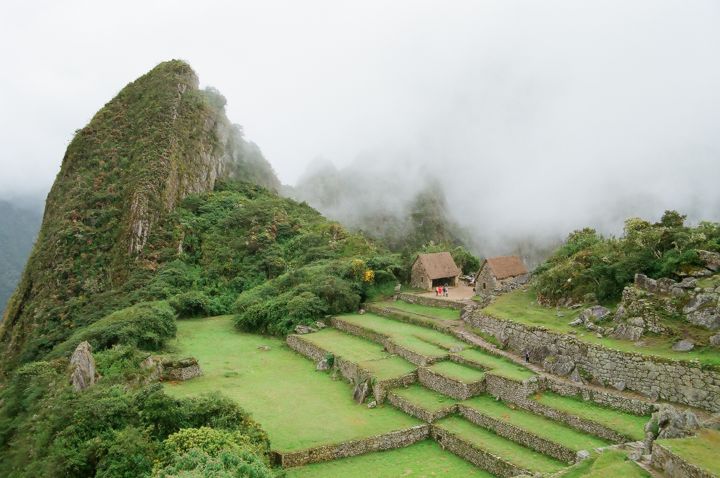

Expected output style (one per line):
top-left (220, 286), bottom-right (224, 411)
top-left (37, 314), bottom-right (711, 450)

top-left (435, 285), bottom-right (449, 297)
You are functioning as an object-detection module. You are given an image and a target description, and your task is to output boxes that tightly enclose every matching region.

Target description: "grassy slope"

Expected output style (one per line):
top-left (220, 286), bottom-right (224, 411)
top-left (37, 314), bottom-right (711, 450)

top-left (392, 385), bottom-right (458, 412)
top-left (428, 361), bottom-right (485, 383)
top-left (534, 392), bottom-right (648, 441)
top-left (656, 429), bottom-right (720, 475)
top-left (300, 328), bottom-right (416, 381)
top-left (336, 312), bottom-right (467, 356)
top-left (456, 348), bottom-right (535, 382)
top-left (165, 316), bottom-right (419, 452)
top-left (462, 395), bottom-right (608, 450)
top-left (285, 439), bottom-right (495, 477)
top-left (376, 300), bottom-right (461, 321)
top-left (558, 449), bottom-right (649, 478)
top-left (483, 289), bottom-right (720, 366)
top-left (436, 416), bottom-right (566, 474)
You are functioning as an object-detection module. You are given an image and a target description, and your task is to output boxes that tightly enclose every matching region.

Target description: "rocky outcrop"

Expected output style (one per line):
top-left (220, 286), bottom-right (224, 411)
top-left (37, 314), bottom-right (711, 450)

top-left (646, 405), bottom-right (700, 440)
top-left (69, 341), bottom-right (100, 391)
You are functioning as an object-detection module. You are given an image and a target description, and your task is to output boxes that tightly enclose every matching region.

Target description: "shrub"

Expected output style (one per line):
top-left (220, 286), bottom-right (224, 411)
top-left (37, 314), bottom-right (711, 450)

top-left (49, 301), bottom-right (177, 357)
top-left (170, 290), bottom-right (213, 318)
top-left (152, 449), bottom-right (275, 478)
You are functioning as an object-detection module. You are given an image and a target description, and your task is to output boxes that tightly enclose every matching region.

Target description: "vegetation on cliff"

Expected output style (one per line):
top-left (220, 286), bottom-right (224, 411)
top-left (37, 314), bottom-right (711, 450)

top-left (533, 211), bottom-right (720, 304)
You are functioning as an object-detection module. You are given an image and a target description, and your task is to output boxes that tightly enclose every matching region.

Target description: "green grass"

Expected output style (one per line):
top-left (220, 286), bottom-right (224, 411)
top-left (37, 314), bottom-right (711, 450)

top-left (392, 385), bottom-right (458, 412)
top-left (462, 395), bottom-right (608, 451)
top-left (165, 316), bottom-right (420, 452)
top-left (427, 361), bottom-right (485, 383)
top-left (376, 300), bottom-right (461, 322)
top-left (483, 289), bottom-right (720, 366)
top-left (336, 313), bottom-right (467, 357)
top-left (656, 429), bottom-right (720, 475)
top-left (285, 440), bottom-right (495, 477)
top-left (435, 416), bottom-right (566, 474)
top-left (557, 449), bottom-right (650, 478)
top-left (456, 348), bottom-right (535, 382)
top-left (533, 392), bottom-right (648, 441)
top-left (299, 328), bottom-right (416, 381)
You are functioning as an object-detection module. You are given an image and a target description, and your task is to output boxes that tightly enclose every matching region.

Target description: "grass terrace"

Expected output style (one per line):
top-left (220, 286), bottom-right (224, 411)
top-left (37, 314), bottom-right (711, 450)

top-left (165, 316), bottom-right (420, 452)
top-left (557, 449), bottom-right (650, 478)
top-left (428, 361), bottom-right (485, 383)
top-left (483, 289), bottom-right (720, 366)
top-left (298, 328), bottom-right (416, 381)
top-left (456, 348), bottom-right (535, 382)
top-left (336, 312), bottom-right (468, 356)
top-left (391, 384), bottom-right (458, 412)
top-left (375, 300), bottom-right (461, 322)
top-left (656, 429), bottom-right (720, 476)
top-left (285, 440), bottom-right (495, 477)
top-left (435, 416), bottom-right (566, 474)
top-left (462, 396), bottom-right (609, 451)
top-left (533, 392), bottom-right (649, 441)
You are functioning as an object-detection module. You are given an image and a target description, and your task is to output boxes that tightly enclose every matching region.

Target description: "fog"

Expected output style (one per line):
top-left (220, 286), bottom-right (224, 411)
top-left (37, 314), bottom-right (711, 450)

top-left (1, 1), bottom-right (719, 255)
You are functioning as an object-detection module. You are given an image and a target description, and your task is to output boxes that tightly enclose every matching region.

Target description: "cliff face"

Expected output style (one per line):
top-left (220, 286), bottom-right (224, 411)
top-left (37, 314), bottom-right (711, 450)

top-left (0, 60), bottom-right (278, 367)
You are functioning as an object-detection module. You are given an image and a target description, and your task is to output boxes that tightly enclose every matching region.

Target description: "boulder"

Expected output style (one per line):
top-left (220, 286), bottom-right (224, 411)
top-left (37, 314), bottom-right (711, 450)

top-left (257, 345), bottom-right (271, 351)
top-left (569, 367), bottom-right (583, 383)
top-left (683, 293), bottom-right (720, 330)
top-left (698, 250), bottom-right (720, 272)
top-left (672, 339), bottom-right (695, 352)
top-left (613, 381), bottom-right (626, 392)
top-left (295, 324), bottom-right (316, 334)
top-left (314, 321), bottom-right (327, 330)
top-left (568, 318), bottom-right (583, 327)
top-left (316, 358), bottom-right (331, 371)
top-left (583, 305), bottom-right (611, 322)
top-left (611, 323), bottom-right (644, 341)
top-left (634, 274), bottom-right (657, 293)
top-left (367, 400), bottom-right (377, 409)
top-left (646, 405), bottom-right (700, 439)
top-left (709, 334), bottom-right (720, 347)
top-left (679, 277), bottom-right (698, 289)
top-left (576, 450), bottom-right (591, 462)
top-left (353, 378), bottom-right (371, 404)
top-left (69, 341), bottom-right (100, 391)
top-left (542, 355), bottom-right (575, 377)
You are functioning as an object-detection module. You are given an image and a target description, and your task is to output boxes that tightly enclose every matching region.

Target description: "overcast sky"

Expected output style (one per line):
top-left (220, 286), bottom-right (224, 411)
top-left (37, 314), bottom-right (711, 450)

top-left (1, 1), bottom-right (719, 242)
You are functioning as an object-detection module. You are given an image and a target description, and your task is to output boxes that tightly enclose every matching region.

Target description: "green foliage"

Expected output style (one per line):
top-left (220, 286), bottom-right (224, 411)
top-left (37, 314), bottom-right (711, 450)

top-left (153, 449), bottom-right (276, 478)
top-left (0, 347), bottom-right (270, 478)
top-left (50, 301), bottom-right (177, 357)
top-left (534, 211), bottom-right (720, 303)
top-left (0, 199), bottom-right (42, 312)
top-left (170, 290), bottom-right (215, 318)
top-left (162, 426), bottom-right (266, 461)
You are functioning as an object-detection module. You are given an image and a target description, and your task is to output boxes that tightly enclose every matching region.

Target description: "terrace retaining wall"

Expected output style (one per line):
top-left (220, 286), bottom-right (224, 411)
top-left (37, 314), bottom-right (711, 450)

top-left (466, 312), bottom-right (720, 412)
top-left (396, 293), bottom-right (465, 310)
top-left (651, 443), bottom-right (715, 478)
top-left (457, 404), bottom-right (577, 463)
top-left (431, 425), bottom-right (526, 478)
top-left (366, 303), bottom-right (452, 333)
top-left (386, 390), bottom-right (457, 423)
top-left (286, 334), bottom-right (416, 404)
top-left (417, 366), bottom-right (484, 400)
top-left (275, 424), bottom-right (431, 468)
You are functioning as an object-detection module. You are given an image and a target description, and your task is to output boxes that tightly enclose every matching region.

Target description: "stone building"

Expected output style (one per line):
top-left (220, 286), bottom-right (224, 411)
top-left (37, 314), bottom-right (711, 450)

top-left (410, 252), bottom-right (461, 290)
top-left (474, 256), bottom-right (529, 296)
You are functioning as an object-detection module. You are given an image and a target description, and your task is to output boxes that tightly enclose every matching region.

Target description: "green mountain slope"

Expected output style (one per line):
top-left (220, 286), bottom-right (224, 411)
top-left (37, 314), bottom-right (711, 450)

top-left (0, 60), bottom-right (280, 368)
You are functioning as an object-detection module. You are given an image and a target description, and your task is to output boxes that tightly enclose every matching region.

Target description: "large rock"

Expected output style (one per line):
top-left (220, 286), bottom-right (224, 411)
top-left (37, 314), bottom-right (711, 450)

top-left (611, 322), bottom-right (645, 341)
top-left (69, 341), bottom-right (100, 391)
top-left (698, 250), bottom-right (720, 272)
top-left (580, 305), bottom-right (611, 322)
top-left (353, 378), bottom-right (371, 404)
top-left (646, 405), bottom-right (700, 439)
top-left (709, 334), bottom-right (720, 347)
top-left (671, 339), bottom-right (695, 352)
top-left (542, 355), bottom-right (575, 376)
top-left (683, 293), bottom-right (720, 330)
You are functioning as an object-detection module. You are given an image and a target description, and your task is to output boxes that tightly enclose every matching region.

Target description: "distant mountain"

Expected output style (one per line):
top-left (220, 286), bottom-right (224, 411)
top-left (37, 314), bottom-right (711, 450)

top-left (0, 199), bottom-right (42, 313)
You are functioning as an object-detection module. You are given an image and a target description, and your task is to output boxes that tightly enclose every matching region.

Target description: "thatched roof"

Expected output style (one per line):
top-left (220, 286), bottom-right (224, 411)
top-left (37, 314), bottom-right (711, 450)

top-left (482, 256), bottom-right (528, 280)
top-left (414, 252), bottom-right (461, 279)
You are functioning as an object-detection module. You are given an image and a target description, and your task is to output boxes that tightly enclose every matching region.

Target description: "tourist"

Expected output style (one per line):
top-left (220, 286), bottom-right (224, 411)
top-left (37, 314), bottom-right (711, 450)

top-left (524, 350), bottom-right (530, 363)
top-left (443, 285), bottom-right (448, 297)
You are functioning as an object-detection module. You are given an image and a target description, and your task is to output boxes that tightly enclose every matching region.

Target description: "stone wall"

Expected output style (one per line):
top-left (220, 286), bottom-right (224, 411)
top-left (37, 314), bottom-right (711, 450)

top-left (544, 375), bottom-right (655, 416)
top-left (395, 293), bottom-right (465, 310)
top-left (651, 442), bottom-right (715, 478)
top-left (417, 366), bottom-right (484, 400)
top-left (483, 373), bottom-right (541, 403)
top-left (275, 425), bottom-right (431, 468)
top-left (386, 390), bottom-right (457, 423)
top-left (286, 334), bottom-right (416, 403)
top-left (366, 303), bottom-right (451, 333)
top-left (332, 317), bottom-right (447, 366)
top-left (465, 311), bottom-right (720, 412)
top-left (431, 425), bottom-right (525, 478)
top-left (457, 404), bottom-right (577, 464)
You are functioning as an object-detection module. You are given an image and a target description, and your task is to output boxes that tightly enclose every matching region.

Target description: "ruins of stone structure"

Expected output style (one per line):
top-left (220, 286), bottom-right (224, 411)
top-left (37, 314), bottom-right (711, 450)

top-left (474, 256), bottom-right (529, 297)
top-left (410, 252), bottom-right (461, 290)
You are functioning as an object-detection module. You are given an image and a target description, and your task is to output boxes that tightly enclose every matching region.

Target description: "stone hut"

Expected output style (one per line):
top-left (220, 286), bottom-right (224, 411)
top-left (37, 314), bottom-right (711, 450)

top-left (474, 256), bottom-right (529, 296)
top-left (410, 252), bottom-right (461, 290)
